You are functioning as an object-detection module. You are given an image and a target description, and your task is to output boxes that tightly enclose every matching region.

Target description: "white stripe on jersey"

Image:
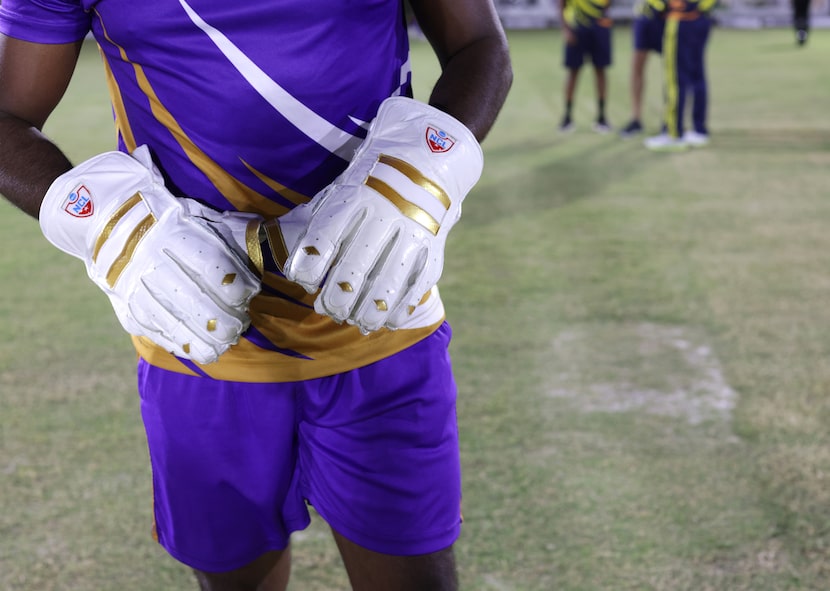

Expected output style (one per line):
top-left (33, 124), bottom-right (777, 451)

top-left (179, 0), bottom-right (363, 161)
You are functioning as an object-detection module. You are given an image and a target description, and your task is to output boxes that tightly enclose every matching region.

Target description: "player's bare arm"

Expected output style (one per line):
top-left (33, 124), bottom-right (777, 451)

top-left (270, 0), bottom-right (512, 333)
top-left (0, 35), bottom-right (81, 218)
top-left (409, 0), bottom-right (513, 141)
top-left (557, 0), bottom-right (577, 45)
top-left (0, 33), bottom-right (262, 364)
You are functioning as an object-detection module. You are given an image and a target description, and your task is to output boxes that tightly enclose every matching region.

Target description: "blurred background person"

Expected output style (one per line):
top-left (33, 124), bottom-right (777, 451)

top-left (792, 0), bottom-right (811, 45)
top-left (644, 0), bottom-right (716, 151)
top-left (619, 0), bottom-right (667, 138)
top-left (558, 0), bottom-right (614, 133)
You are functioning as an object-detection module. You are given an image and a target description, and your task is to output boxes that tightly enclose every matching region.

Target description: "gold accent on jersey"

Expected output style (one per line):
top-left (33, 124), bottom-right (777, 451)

top-left (207, 319), bottom-right (217, 332)
top-left (183, 343), bottom-right (191, 354)
top-left (365, 177), bottom-right (440, 235)
top-left (241, 159), bottom-right (311, 208)
top-left (303, 245), bottom-right (321, 256)
top-left (96, 13), bottom-right (288, 218)
top-left (106, 213), bottom-right (156, 288)
top-left (131, 313), bottom-right (443, 383)
top-left (377, 155), bottom-right (451, 210)
top-left (98, 48), bottom-right (137, 151)
top-left (338, 282), bottom-right (354, 293)
top-left (221, 273), bottom-right (237, 286)
top-left (375, 299), bottom-right (388, 311)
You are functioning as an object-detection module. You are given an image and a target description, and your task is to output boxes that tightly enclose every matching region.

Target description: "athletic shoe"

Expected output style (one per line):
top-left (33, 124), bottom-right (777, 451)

top-left (682, 130), bottom-right (710, 147)
top-left (593, 118), bottom-right (612, 134)
top-left (559, 116), bottom-right (575, 133)
top-left (644, 133), bottom-right (689, 152)
top-left (619, 120), bottom-right (643, 138)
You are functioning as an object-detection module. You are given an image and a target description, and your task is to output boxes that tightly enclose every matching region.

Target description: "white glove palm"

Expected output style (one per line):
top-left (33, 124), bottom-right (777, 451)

top-left (271, 97), bottom-right (483, 333)
top-left (39, 146), bottom-right (262, 364)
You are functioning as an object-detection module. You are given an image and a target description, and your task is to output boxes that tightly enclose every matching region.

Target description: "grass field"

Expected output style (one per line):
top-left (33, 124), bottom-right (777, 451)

top-left (2, 25), bottom-right (830, 591)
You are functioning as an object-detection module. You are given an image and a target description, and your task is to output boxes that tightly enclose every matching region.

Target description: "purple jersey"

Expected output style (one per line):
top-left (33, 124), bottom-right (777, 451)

top-left (0, 0), bottom-right (446, 382)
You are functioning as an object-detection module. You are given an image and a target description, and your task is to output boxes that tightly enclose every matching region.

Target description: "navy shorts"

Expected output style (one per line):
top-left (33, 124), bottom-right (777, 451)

top-left (564, 20), bottom-right (613, 69)
top-left (138, 322), bottom-right (461, 571)
top-left (633, 14), bottom-right (665, 52)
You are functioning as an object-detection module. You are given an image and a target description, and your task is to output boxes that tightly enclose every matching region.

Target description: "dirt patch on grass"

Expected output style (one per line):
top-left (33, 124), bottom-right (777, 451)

top-left (546, 322), bottom-right (738, 427)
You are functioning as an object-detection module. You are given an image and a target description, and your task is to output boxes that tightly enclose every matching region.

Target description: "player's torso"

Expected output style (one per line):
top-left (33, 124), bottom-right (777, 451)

top-left (86, 0), bottom-right (411, 214)
top-left (81, 0), bottom-right (445, 382)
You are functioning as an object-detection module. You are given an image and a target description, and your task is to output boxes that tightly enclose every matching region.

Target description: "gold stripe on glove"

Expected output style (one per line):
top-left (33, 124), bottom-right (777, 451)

top-left (93, 192), bottom-right (144, 262)
top-left (377, 155), bottom-right (451, 210)
top-left (365, 176), bottom-right (440, 235)
top-left (106, 213), bottom-right (156, 288)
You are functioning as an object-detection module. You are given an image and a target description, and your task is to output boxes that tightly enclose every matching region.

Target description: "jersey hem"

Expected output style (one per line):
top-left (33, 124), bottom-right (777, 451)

top-left (131, 318), bottom-right (445, 383)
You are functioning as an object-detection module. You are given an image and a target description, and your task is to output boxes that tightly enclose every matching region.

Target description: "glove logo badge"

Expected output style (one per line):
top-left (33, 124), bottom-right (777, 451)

top-left (426, 127), bottom-right (455, 154)
top-left (63, 184), bottom-right (94, 218)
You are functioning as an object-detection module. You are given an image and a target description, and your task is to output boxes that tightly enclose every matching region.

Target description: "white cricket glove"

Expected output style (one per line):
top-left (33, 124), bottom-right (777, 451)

top-left (39, 145), bottom-right (263, 364)
top-left (268, 96), bottom-right (483, 333)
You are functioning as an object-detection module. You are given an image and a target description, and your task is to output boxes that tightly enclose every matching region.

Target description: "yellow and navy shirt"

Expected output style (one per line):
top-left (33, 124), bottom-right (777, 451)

top-left (564, 0), bottom-right (612, 27)
top-left (635, 0), bottom-right (667, 19)
top-left (0, 0), bottom-right (447, 383)
top-left (666, 0), bottom-right (718, 17)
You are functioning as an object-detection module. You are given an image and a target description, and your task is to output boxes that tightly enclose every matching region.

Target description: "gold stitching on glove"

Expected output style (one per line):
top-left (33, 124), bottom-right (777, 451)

top-left (338, 282), bottom-right (354, 293)
top-left (303, 246), bottom-right (320, 256)
top-left (106, 213), bottom-right (156, 288)
top-left (206, 319), bottom-right (217, 332)
top-left (378, 155), bottom-right (450, 210)
top-left (365, 177), bottom-right (440, 235)
top-left (93, 192), bottom-right (145, 262)
top-left (222, 273), bottom-right (237, 285)
top-left (374, 299), bottom-right (388, 311)
top-left (182, 344), bottom-right (191, 354)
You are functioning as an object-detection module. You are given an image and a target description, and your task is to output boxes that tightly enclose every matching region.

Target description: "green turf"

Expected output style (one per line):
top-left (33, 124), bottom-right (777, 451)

top-left (2, 26), bottom-right (829, 590)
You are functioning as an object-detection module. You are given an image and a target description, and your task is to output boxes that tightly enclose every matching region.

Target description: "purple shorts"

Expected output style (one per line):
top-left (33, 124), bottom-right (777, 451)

top-left (138, 322), bottom-right (461, 572)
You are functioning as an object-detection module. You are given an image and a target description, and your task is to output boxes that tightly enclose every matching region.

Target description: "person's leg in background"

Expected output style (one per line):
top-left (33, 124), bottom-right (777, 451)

top-left (622, 11), bottom-right (665, 137)
top-left (645, 16), bottom-right (690, 151)
top-left (561, 28), bottom-right (585, 132)
top-left (621, 46), bottom-right (649, 136)
top-left (793, 0), bottom-right (810, 45)
top-left (685, 15), bottom-right (711, 146)
top-left (590, 17), bottom-right (613, 133)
